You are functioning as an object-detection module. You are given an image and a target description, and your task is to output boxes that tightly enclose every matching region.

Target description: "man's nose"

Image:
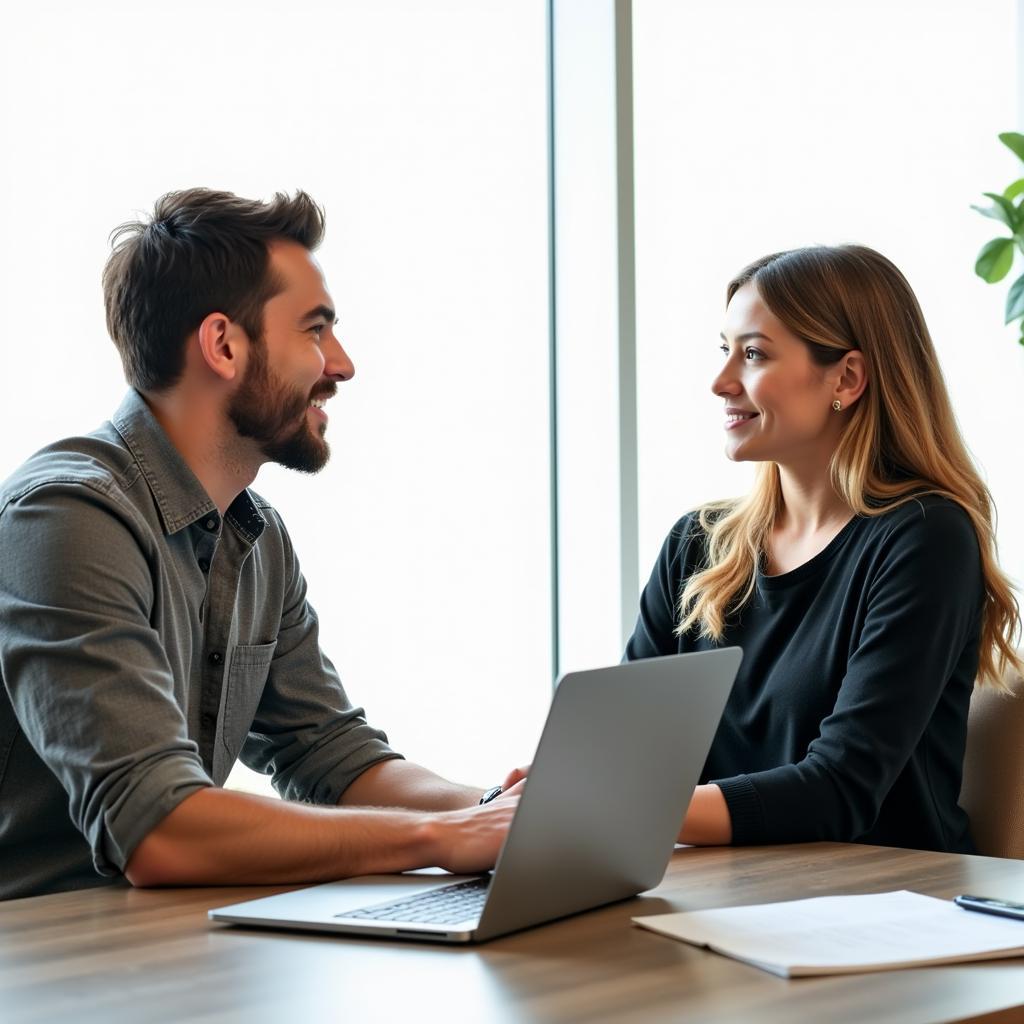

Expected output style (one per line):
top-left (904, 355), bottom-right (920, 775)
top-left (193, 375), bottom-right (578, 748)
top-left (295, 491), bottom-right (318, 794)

top-left (324, 335), bottom-right (355, 382)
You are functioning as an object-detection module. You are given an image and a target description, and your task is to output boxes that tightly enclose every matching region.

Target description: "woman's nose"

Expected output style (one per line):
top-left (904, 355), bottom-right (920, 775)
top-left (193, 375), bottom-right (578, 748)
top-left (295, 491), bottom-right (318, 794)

top-left (711, 360), bottom-right (741, 397)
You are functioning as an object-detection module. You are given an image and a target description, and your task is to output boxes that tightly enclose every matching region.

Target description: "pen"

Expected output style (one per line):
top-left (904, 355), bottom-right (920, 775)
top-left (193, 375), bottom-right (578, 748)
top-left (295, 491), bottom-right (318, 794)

top-left (954, 894), bottom-right (1024, 922)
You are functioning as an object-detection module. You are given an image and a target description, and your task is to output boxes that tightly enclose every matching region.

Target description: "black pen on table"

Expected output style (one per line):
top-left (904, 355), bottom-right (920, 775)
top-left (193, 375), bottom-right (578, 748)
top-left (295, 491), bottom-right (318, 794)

top-left (954, 894), bottom-right (1024, 922)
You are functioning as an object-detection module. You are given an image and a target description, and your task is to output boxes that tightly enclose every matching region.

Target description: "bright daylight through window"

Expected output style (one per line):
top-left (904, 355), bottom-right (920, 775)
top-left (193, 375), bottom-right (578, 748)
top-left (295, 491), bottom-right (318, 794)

top-left (0, 1), bottom-right (552, 795)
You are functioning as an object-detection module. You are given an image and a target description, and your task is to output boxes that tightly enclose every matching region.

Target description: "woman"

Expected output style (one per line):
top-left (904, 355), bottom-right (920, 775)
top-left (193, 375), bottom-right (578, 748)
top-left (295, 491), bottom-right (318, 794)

top-left (626, 245), bottom-right (1021, 852)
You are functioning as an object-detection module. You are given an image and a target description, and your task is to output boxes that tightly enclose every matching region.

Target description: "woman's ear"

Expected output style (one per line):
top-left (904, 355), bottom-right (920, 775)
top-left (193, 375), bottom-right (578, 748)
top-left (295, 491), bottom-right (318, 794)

top-left (833, 350), bottom-right (867, 409)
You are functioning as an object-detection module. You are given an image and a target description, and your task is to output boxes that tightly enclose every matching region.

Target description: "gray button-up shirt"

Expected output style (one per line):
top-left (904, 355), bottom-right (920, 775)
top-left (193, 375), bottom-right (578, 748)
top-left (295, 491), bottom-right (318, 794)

top-left (0, 390), bottom-right (399, 900)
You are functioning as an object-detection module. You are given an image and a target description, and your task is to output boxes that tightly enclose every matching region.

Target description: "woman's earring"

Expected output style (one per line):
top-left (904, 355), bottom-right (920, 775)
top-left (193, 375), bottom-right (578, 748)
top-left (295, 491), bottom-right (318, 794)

top-left (832, 400), bottom-right (842, 412)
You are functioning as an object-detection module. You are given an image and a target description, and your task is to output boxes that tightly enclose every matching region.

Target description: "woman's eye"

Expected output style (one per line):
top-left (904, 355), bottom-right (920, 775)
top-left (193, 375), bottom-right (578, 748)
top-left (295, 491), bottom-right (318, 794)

top-left (718, 342), bottom-right (730, 355)
top-left (744, 348), bottom-right (765, 361)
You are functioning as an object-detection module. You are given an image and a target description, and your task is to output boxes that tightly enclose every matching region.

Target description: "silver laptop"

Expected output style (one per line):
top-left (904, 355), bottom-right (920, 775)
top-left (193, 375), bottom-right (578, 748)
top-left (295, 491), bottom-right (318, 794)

top-left (209, 647), bottom-right (741, 944)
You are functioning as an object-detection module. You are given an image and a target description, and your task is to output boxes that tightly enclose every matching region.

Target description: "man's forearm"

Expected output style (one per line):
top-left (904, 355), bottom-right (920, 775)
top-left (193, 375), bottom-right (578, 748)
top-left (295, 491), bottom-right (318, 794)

top-left (124, 783), bottom-right (518, 888)
top-left (339, 759), bottom-right (484, 811)
top-left (124, 787), bottom-right (437, 887)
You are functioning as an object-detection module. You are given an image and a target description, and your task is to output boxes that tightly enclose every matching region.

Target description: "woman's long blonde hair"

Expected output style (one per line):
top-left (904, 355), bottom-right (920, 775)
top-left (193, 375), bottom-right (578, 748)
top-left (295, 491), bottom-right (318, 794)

top-left (676, 245), bottom-right (1021, 689)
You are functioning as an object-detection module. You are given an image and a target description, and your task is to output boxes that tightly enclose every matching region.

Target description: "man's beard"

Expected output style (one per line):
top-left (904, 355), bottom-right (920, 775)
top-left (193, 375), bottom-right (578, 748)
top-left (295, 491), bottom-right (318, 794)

top-left (227, 341), bottom-right (332, 474)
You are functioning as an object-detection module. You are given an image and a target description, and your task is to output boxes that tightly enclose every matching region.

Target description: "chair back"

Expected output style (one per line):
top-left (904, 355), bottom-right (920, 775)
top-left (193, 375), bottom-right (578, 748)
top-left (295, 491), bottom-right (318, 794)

top-left (960, 659), bottom-right (1024, 858)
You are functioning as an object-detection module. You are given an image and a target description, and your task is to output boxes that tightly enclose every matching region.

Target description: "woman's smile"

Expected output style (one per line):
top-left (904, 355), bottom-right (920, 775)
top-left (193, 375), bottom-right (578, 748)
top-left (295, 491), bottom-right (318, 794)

top-left (724, 407), bottom-right (759, 430)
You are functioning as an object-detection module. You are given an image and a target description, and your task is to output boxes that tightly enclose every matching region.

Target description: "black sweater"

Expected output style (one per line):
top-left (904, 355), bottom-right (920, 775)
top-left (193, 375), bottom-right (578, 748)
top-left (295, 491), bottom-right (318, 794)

top-left (625, 495), bottom-right (983, 853)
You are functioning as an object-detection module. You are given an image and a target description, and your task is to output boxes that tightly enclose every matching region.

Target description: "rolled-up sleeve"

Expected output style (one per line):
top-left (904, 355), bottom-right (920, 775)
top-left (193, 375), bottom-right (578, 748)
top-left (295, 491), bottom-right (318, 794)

top-left (239, 509), bottom-right (402, 804)
top-left (0, 481), bottom-right (211, 875)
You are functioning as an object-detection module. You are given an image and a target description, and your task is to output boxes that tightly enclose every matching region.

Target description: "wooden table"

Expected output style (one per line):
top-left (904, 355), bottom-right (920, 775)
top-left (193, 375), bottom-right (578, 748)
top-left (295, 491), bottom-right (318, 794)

top-left (4, 843), bottom-right (1024, 1023)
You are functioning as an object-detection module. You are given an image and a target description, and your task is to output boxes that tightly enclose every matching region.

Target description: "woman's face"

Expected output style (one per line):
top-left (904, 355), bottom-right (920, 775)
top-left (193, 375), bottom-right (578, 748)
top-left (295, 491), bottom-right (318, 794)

top-left (713, 282), bottom-right (846, 470)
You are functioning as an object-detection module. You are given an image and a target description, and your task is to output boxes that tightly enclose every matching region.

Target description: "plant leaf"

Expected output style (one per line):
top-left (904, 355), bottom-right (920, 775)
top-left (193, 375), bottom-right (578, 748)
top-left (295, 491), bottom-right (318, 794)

top-left (976, 237), bottom-right (1016, 282)
top-left (1004, 178), bottom-right (1024, 201)
top-left (972, 200), bottom-right (1016, 228)
top-left (980, 192), bottom-right (1019, 229)
top-left (971, 203), bottom-right (1009, 224)
top-left (1005, 271), bottom-right (1024, 323)
top-left (999, 132), bottom-right (1024, 162)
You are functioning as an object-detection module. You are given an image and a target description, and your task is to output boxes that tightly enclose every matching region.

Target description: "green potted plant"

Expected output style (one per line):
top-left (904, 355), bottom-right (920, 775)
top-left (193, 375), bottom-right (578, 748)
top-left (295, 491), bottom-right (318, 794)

top-left (973, 132), bottom-right (1024, 346)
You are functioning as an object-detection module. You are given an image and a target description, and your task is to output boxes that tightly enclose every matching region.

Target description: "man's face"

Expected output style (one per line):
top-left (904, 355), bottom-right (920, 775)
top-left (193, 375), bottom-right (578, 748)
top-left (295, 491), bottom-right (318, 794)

top-left (227, 241), bottom-right (353, 473)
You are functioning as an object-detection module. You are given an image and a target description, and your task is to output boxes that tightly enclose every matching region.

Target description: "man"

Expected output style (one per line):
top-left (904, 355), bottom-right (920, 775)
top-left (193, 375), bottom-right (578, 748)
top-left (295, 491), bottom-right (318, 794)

top-left (0, 189), bottom-right (521, 901)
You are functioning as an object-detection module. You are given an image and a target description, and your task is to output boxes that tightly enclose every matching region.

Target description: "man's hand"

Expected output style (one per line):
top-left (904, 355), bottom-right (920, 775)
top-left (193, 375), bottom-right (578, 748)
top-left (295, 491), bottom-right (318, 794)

top-left (500, 764), bottom-right (530, 792)
top-left (421, 796), bottom-right (521, 874)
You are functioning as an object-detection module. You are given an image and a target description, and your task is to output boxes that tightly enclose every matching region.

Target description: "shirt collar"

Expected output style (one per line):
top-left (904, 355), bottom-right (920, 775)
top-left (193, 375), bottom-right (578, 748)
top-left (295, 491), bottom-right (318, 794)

top-left (110, 389), bottom-right (266, 541)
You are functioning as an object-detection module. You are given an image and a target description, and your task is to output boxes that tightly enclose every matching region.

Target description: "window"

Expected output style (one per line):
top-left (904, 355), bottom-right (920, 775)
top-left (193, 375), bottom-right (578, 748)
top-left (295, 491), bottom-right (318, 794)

top-left (0, 1), bottom-right (552, 792)
top-left (633, 0), bottom-right (1023, 592)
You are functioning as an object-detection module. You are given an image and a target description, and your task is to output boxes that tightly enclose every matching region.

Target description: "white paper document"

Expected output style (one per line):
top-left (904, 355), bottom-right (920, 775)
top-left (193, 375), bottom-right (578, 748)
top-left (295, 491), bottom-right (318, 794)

top-left (632, 890), bottom-right (1024, 977)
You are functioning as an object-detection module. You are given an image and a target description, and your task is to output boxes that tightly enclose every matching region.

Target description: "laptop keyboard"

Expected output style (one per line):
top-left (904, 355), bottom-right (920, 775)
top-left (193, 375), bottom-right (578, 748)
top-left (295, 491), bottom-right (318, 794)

top-left (337, 877), bottom-right (492, 925)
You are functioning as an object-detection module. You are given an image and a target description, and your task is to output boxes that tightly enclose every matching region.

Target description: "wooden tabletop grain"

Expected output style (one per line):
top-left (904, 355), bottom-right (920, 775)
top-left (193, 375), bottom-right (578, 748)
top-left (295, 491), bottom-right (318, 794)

top-left (3, 843), bottom-right (1024, 1024)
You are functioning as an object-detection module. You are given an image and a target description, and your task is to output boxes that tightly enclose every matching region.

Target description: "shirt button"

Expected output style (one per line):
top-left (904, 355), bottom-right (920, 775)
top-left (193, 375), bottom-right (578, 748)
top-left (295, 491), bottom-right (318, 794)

top-left (204, 518), bottom-right (218, 531)
top-left (208, 651), bottom-right (223, 665)
top-left (198, 558), bottom-right (210, 573)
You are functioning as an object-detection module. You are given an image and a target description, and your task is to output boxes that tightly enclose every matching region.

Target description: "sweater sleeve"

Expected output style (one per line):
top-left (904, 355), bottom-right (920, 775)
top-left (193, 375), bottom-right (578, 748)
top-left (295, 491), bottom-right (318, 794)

top-left (715, 501), bottom-right (983, 844)
top-left (623, 515), bottom-right (697, 661)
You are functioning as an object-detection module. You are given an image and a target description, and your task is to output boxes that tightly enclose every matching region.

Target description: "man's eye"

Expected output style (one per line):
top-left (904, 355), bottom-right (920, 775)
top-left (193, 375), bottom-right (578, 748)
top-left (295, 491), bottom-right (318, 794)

top-left (309, 325), bottom-right (325, 340)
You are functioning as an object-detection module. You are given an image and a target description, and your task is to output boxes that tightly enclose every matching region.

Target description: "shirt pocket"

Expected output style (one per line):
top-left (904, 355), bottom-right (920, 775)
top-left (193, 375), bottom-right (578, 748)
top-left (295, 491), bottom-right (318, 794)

top-left (220, 641), bottom-right (278, 763)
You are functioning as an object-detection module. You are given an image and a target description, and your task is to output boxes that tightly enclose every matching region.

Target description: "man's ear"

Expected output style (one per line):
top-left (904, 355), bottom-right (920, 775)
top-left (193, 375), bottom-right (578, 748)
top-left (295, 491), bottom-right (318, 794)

top-left (196, 312), bottom-right (245, 382)
top-left (833, 350), bottom-right (868, 409)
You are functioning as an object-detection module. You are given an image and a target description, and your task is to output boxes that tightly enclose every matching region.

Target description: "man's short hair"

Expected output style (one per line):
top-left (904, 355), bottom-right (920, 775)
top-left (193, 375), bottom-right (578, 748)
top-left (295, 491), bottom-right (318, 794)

top-left (102, 189), bottom-right (326, 392)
